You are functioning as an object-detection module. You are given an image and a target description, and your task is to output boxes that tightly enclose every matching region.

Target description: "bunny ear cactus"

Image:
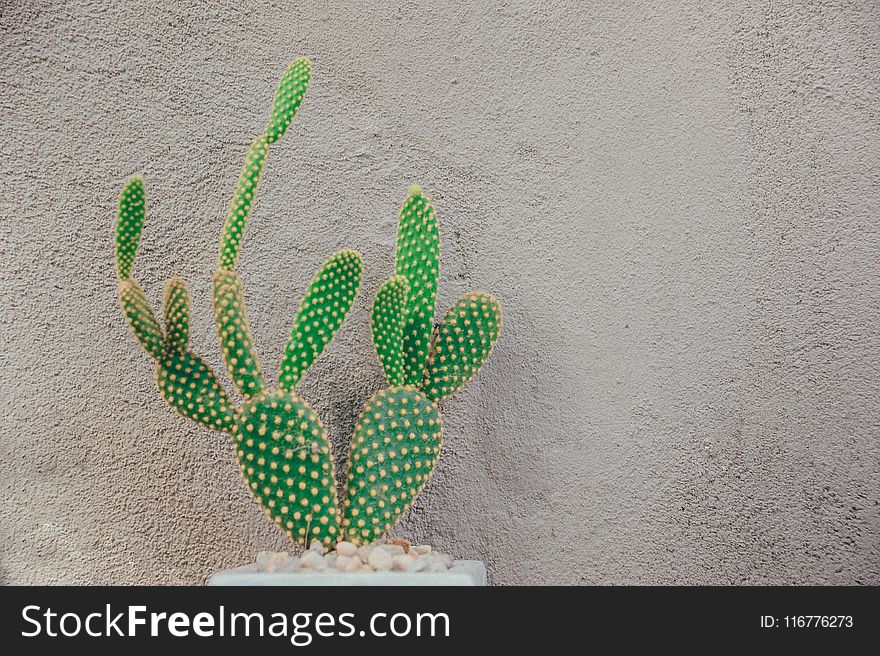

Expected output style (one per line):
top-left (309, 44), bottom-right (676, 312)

top-left (342, 186), bottom-right (503, 544)
top-left (114, 57), bottom-right (365, 547)
top-left (114, 57), bottom-right (501, 551)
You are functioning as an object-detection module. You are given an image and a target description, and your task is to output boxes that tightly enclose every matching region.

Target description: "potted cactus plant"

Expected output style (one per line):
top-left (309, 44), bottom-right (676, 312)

top-left (114, 57), bottom-right (502, 585)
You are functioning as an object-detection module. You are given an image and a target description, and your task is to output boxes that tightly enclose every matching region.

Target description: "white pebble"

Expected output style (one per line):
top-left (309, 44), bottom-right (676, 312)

top-left (392, 554), bottom-right (414, 571)
top-left (335, 541), bottom-right (358, 557)
top-left (367, 548), bottom-right (393, 571)
top-left (278, 558), bottom-right (301, 573)
top-left (300, 550), bottom-right (324, 569)
top-left (255, 551), bottom-right (288, 572)
top-left (335, 555), bottom-right (355, 571)
top-left (379, 544), bottom-right (405, 556)
top-left (253, 544), bottom-right (458, 576)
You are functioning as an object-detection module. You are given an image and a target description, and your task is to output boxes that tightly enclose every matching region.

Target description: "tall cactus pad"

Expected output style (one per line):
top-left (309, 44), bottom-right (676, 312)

top-left (115, 176), bottom-right (145, 281)
top-left (266, 58), bottom-right (312, 144)
top-left (218, 135), bottom-right (269, 269)
top-left (395, 185), bottom-right (440, 385)
top-left (342, 386), bottom-right (443, 544)
top-left (163, 277), bottom-right (190, 353)
top-left (422, 292), bottom-right (502, 402)
top-left (279, 249), bottom-right (363, 390)
top-left (212, 268), bottom-right (265, 398)
top-left (371, 276), bottom-right (410, 387)
top-left (119, 279), bottom-right (164, 359)
top-left (156, 350), bottom-right (236, 432)
top-left (233, 389), bottom-right (339, 546)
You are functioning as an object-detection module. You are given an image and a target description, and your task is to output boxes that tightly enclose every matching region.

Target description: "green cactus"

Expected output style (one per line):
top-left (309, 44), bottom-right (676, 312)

top-left (395, 185), bottom-right (440, 386)
top-left (162, 277), bottom-right (190, 354)
top-left (115, 57), bottom-right (502, 550)
top-left (233, 389), bottom-right (340, 545)
top-left (115, 57), bottom-right (362, 547)
top-left (156, 350), bottom-right (237, 432)
top-left (218, 136), bottom-right (268, 270)
top-left (279, 249), bottom-right (363, 391)
top-left (342, 187), bottom-right (502, 544)
top-left (421, 291), bottom-right (503, 402)
top-left (212, 268), bottom-right (265, 398)
top-left (344, 386), bottom-right (443, 542)
top-left (371, 275), bottom-right (410, 387)
top-left (118, 277), bottom-right (165, 359)
top-left (266, 58), bottom-right (312, 144)
top-left (115, 175), bottom-right (238, 433)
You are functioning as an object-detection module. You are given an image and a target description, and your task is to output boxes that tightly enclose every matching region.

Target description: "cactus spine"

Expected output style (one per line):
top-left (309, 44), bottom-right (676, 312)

top-left (115, 58), bottom-right (501, 549)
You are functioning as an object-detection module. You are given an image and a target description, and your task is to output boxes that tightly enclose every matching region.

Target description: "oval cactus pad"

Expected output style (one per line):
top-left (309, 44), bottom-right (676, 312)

top-left (233, 389), bottom-right (340, 546)
top-left (342, 386), bottom-right (443, 544)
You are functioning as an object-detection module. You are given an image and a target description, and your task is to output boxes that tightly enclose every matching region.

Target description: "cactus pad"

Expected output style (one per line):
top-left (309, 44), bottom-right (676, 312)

top-left (212, 268), bottom-right (265, 398)
top-left (395, 185), bottom-right (440, 385)
top-left (115, 176), bottom-right (145, 281)
top-left (266, 58), bottom-right (312, 144)
top-left (118, 279), bottom-right (164, 359)
top-left (233, 389), bottom-right (339, 546)
top-left (342, 386), bottom-right (443, 543)
top-left (279, 249), bottom-right (363, 390)
top-left (162, 277), bottom-right (190, 354)
top-left (218, 135), bottom-right (268, 270)
top-left (421, 292), bottom-right (503, 402)
top-left (156, 350), bottom-right (236, 432)
top-left (371, 275), bottom-right (410, 387)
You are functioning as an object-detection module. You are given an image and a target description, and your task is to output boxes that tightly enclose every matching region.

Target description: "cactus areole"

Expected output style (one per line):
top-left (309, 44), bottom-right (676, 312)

top-left (114, 57), bottom-right (502, 548)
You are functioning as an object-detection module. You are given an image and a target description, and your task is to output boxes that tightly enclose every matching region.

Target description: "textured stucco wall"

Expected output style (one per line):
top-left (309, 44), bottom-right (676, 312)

top-left (2, 0), bottom-right (878, 585)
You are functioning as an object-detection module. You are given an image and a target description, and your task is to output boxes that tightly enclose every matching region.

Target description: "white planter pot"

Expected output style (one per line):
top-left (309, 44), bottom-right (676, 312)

top-left (208, 560), bottom-right (486, 586)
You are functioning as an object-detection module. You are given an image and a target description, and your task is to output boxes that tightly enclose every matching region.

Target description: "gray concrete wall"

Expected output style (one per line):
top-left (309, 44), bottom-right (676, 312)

top-left (1, 0), bottom-right (878, 585)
